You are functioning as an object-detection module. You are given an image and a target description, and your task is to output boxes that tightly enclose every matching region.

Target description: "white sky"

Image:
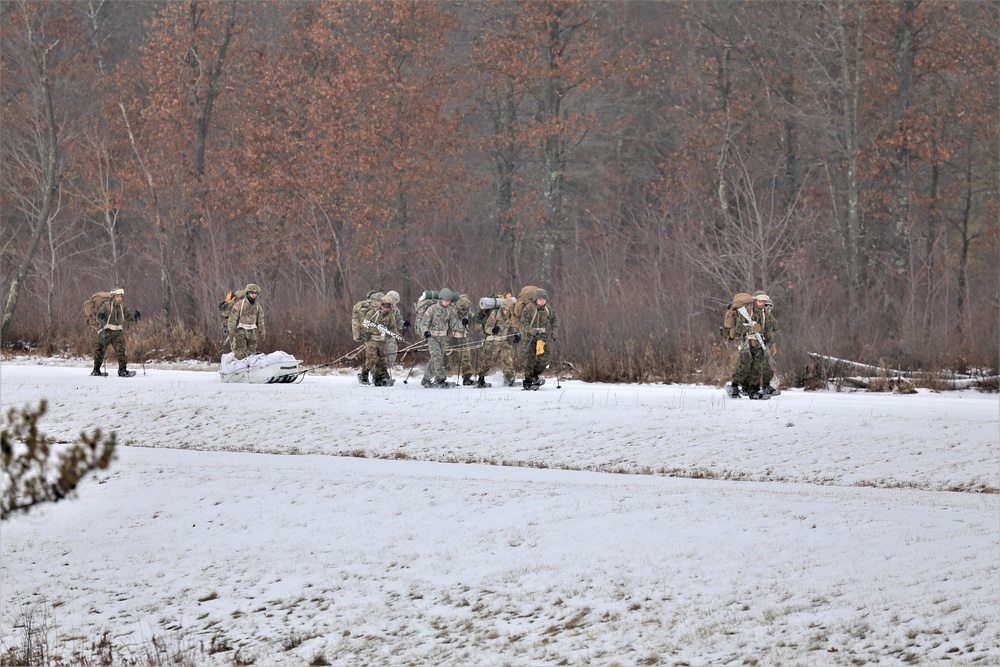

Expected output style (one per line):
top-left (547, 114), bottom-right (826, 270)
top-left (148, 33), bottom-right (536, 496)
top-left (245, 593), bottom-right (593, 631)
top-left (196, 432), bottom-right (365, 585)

top-left (2, 359), bottom-right (998, 666)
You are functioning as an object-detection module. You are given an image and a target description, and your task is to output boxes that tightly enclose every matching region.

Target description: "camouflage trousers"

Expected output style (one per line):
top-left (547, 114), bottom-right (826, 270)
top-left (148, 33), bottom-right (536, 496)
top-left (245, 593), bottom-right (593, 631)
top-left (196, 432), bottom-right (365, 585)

top-left (449, 337), bottom-right (474, 379)
top-left (479, 339), bottom-right (514, 382)
top-left (94, 329), bottom-right (128, 372)
top-left (363, 340), bottom-right (391, 383)
top-left (231, 328), bottom-right (259, 360)
top-left (385, 337), bottom-right (399, 370)
top-left (522, 335), bottom-right (553, 380)
top-left (423, 336), bottom-right (449, 383)
top-left (733, 346), bottom-right (772, 392)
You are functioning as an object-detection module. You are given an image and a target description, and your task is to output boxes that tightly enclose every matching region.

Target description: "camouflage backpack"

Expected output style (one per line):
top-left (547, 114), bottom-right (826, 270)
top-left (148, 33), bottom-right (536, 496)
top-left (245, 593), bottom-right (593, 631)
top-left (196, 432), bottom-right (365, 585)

top-left (83, 292), bottom-right (112, 330)
top-left (720, 292), bottom-right (755, 340)
top-left (352, 291), bottom-right (383, 342)
top-left (512, 285), bottom-right (541, 322)
top-left (219, 289), bottom-right (246, 336)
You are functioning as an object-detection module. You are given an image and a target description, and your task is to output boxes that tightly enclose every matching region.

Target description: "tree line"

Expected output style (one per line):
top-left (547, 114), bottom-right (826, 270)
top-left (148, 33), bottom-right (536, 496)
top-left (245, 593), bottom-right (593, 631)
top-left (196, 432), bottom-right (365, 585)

top-left (2, 0), bottom-right (997, 380)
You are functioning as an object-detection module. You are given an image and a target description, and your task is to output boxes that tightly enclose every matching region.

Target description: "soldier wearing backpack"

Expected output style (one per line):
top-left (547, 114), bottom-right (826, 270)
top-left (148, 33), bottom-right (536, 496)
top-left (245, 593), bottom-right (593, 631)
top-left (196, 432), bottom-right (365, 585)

top-left (731, 292), bottom-right (778, 399)
top-left (359, 294), bottom-right (402, 386)
top-left (477, 297), bottom-right (519, 388)
top-left (450, 294), bottom-right (477, 385)
top-left (382, 290), bottom-right (408, 370)
top-left (417, 288), bottom-right (463, 387)
top-left (226, 283), bottom-right (266, 360)
top-left (519, 289), bottom-right (559, 390)
top-left (91, 288), bottom-right (140, 377)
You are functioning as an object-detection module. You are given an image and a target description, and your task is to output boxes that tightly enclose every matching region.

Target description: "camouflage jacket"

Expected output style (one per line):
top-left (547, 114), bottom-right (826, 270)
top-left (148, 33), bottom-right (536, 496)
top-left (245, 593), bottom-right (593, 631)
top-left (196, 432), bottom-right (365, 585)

top-left (418, 301), bottom-right (462, 338)
top-left (734, 305), bottom-right (777, 349)
top-left (519, 303), bottom-right (559, 339)
top-left (227, 298), bottom-right (266, 337)
top-left (362, 306), bottom-right (401, 342)
top-left (97, 300), bottom-right (136, 330)
top-left (482, 308), bottom-right (517, 339)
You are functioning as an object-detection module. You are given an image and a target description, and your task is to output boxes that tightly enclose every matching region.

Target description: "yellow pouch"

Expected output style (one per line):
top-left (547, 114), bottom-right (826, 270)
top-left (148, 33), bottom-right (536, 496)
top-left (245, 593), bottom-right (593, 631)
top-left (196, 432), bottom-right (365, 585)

top-left (535, 339), bottom-right (545, 356)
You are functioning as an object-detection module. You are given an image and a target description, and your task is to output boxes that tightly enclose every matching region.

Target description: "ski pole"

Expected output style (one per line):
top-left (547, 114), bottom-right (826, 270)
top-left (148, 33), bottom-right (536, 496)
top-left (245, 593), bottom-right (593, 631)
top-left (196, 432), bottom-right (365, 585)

top-left (137, 317), bottom-right (146, 376)
top-left (555, 337), bottom-right (561, 389)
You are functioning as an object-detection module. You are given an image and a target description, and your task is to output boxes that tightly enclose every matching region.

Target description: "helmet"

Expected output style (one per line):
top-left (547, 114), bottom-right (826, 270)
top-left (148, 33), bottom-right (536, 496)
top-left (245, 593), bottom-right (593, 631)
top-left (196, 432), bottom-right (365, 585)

top-left (110, 288), bottom-right (125, 296)
top-left (457, 295), bottom-right (472, 311)
top-left (438, 288), bottom-right (454, 301)
top-left (385, 290), bottom-right (400, 304)
top-left (245, 283), bottom-right (262, 293)
top-left (533, 288), bottom-right (548, 301)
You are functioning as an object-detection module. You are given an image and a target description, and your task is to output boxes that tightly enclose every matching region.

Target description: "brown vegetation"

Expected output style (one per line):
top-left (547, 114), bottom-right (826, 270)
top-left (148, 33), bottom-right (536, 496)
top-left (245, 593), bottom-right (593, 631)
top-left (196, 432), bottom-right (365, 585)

top-left (2, 1), bottom-right (997, 384)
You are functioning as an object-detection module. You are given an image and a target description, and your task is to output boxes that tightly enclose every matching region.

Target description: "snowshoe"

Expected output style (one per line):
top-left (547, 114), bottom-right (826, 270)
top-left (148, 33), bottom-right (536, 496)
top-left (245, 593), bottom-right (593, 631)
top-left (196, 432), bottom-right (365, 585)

top-left (503, 377), bottom-right (517, 387)
top-left (475, 377), bottom-right (492, 388)
top-left (522, 378), bottom-right (540, 391)
top-left (358, 371), bottom-right (370, 385)
top-left (421, 377), bottom-right (433, 387)
top-left (763, 385), bottom-right (780, 397)
top-left (433, 380), bottom-right (455, 388)
top-left (118, 370), bottom-right (136, 378)
top-left (373, 377), bottom-right (395, 387)
top-left (748, 390), bottom-right (770, 400)
top-left (462, 376), bottom-right (476, 386)
top-left (91, 369), bottom-right (108, 377)
top-left (728, 384), bottom-right (741, 398)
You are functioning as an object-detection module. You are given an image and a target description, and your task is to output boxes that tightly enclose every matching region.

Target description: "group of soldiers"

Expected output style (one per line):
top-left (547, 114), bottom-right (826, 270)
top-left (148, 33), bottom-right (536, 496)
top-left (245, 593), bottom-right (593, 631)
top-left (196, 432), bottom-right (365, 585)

top-left (354, 287), bottom-right (559, 390)
top-left (728, 291), bottom-right (778, 399)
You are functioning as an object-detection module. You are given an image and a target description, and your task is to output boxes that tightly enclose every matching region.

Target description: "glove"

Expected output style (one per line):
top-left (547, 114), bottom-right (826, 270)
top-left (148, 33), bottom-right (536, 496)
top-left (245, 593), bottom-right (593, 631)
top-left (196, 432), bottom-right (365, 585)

top-left (461, 316), bottom-right (469, 326)
top-left (513, 333), bottom-right (521, 344)
top-left (491, 325), bottom-right (500, 335)
top-left (134, 310), bottom-right (141, 321)
top-left (403, 319), bottom-right (411, 328)
top-left (98, 311), bottom-right (107, 321)
top-left (424, 331), bottom-right (431, 339)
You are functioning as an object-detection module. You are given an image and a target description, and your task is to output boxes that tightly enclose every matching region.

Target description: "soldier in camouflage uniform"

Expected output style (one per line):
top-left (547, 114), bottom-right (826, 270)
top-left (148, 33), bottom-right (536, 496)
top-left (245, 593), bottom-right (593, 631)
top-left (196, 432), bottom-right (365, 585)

top-left (477, 297), bottom-right (519, 388)
top-left (359, 294), bottom-right (402, 386)
top-left (226, 283), bottom-right (266, 360)
top-left (382, 290), bottom-right (408, 370)
top-left (92, 288), bottom-right (140, 377)
top-left (417, 288), bottom-right (463, 387)
top-left (519, 288), bottom-right (559, 389)
top-left (450, 294), bottom-right (477, 385)
top-left (732, 292), bottom-right (778, 399)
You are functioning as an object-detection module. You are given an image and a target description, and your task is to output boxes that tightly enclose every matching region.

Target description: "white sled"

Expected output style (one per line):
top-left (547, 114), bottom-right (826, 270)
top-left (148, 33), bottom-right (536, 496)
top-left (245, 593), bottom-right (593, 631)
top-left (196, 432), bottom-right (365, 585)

top-left (220, 351), bottom-right (304, 384)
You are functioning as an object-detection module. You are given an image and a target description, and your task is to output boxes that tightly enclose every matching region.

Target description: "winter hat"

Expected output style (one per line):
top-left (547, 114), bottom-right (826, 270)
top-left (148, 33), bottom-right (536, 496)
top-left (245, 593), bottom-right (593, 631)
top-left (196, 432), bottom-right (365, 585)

top-left (533, 288), bottom-right (548, 301)
top-left (438, 288), bottom-right (454, 301)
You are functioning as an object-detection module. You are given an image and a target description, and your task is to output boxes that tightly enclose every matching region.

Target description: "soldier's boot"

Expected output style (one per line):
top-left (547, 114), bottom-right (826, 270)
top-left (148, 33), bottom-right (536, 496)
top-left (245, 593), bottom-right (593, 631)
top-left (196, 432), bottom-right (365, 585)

top-left (421, 377), bottom-right (432, 388)
top-left (763, 385), bottom-right (778, 396)
top-left (358, 370), bottom-right (370, 385)
top-left (91, 368), bottom-right (106, 377)
top-left (728, 383), bottom-right (741, 398)
top-left (475, 376), bottom-right (490, 388)
top-left (503, 377), bottom-right (517, 387)
top-left (462, 375), bottom-right (475, 386)
top-left (118, 369), bottom-right (136, 378)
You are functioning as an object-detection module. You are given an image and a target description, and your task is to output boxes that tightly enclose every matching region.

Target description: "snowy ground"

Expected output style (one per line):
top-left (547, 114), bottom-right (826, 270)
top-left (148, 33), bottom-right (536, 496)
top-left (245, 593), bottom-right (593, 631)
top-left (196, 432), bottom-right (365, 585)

top-left (1, 359), bottom-right (998, 666)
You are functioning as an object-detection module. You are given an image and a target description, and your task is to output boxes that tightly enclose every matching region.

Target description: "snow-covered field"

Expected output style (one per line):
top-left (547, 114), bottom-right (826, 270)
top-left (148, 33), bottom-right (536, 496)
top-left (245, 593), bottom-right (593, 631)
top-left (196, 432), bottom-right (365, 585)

top-left (2, 359), bottom-right (998, 666)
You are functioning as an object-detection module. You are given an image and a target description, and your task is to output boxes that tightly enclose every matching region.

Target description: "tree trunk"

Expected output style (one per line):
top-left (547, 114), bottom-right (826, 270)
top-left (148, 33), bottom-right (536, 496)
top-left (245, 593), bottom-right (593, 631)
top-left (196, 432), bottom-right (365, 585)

top-left (1, 4), bottom-right (60, 345)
